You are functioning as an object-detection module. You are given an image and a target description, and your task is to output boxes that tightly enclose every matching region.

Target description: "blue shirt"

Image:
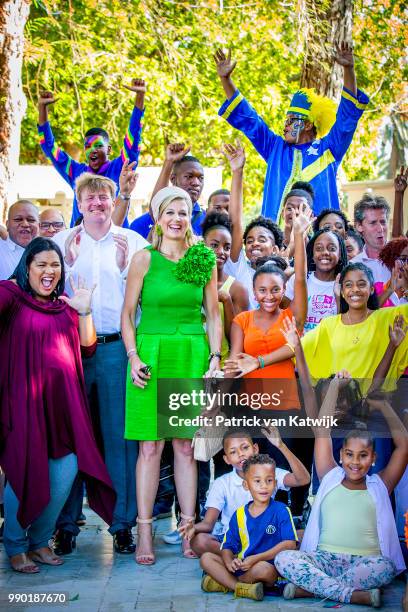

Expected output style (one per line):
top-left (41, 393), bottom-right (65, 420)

top-left (129, 202), bottom-right (206, 239)
top-left (221, 499), bottom-right (298, 560)
top-left (218, 87), bottom-right (369, 222)
top-left (38, 107), bottom-right (144, 228)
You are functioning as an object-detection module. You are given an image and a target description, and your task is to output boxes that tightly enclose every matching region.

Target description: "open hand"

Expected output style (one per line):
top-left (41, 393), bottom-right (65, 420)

top-left (389, 314), bottom-right (408, 348)
top-left (394, 166), bottom-right (408, 194)
top-left (177, 520), bottom-right (195, 541)
top-left (123, 78), bottom-right (147, 93)
top-left (64, 226), bottom-right (82, 267)
top-left (281, 316), bottom-right (300, 350)
top-left (224, 353), bottom-right (258, 377)
top-left (334, 41), bottom-right (354, 67)
top-left (292, 203), bottom-right (314, 235)
top-left (165, 142), bottom-right (191, 163)
top-left (38, 91), bottom-right (57, 106)
top-left (220, 140), bottom-right (245, 172)
top-left (119, 160), bottom-right (138, 197)
top-left (59, 275), bottom-right (96, 313)
top-left (214, 49), bottom-right (237, 79)
top-left (261, 425), bottom-right (282, 448)
top-left (113, 234), bottom-right (129, 272)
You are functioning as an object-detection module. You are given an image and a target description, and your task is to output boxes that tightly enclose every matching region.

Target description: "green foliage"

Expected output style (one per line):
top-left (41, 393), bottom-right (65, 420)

top-left (21, 0), bottom-right (406, 214)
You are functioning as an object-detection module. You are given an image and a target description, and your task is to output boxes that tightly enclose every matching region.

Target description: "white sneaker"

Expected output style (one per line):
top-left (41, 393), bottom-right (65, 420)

top-left (162, 529), bottom-right (182, 545)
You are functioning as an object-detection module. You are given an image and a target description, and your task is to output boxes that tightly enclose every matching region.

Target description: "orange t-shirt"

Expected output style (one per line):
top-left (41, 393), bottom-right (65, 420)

top-left (233, 308), bottom-right (300, 410)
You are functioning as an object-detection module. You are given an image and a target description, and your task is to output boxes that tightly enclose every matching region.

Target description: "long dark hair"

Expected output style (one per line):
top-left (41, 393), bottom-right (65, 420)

top-left (11, 237), bottom-right (65, 298)
top-left (339, 262), bottom-right (379, 313)
top-left (306, 229), bottom-right (348, 275)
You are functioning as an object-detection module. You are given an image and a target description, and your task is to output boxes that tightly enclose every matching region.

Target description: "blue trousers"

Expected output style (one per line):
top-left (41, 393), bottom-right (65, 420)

top-left (4, 454), bottom-right (77, 557)
top-left (57, 340), bottom-right (137, 535)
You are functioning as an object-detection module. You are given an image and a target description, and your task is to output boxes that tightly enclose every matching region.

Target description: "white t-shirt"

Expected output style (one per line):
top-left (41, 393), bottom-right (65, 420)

top-left (205, 467), bottom-right (289, 534)
top-left (224, 250), bottom-right (258, 309)
top-left (351, 247), bottom-right (391, 289)
top-left (285, 272), bottom-right (337, 333)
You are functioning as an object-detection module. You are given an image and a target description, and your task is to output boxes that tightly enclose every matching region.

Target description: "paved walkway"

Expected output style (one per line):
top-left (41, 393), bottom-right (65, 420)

top-left (0, 509), bottom-right (405, 612)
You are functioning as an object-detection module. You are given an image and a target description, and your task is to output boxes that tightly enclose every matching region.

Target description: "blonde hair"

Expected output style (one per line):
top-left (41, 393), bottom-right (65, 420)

top-left (151, 196), bottom-right (196, 250)
top-left (75, 172), bottom-right (116, 202)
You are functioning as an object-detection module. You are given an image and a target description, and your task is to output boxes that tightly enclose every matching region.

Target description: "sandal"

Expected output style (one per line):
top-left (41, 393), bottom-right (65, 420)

top-left (135, 518), bottom-right (155, 566)
top-left (179, 513), bottom-right (198, 559)
top-left (29, 547), bottom-right (64, 566)
top-left (10, 553), bottom-right (40, 574)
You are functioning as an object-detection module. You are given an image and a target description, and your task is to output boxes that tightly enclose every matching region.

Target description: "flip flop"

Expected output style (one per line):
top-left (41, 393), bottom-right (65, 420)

top-left (29, 549), bottom-right (64, 566)
top-left (10, 553), bottom-right (40, 574)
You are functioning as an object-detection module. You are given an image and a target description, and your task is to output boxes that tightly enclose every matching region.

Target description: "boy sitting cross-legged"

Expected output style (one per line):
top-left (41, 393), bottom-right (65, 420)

top-left (200, 454), bottom-right (298, 601)
top-left (178, 427), bottom-right (309, 557)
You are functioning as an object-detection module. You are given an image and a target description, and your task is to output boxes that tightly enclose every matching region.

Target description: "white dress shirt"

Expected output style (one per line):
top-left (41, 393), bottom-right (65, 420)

top-left (351, 246), bottom-right (390, 287)
top-left (0, 237), bottom-right (25, 280)
top-left (52, 223), bottom-right (148, 334)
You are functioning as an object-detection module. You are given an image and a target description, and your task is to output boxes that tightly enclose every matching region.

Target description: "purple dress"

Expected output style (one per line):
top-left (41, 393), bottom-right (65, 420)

top-left (0, 281), bottom-right (115, 528)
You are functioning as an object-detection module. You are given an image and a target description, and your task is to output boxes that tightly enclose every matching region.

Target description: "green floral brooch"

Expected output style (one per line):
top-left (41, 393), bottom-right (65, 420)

top-left (173, 242), bottom-right (216, 287)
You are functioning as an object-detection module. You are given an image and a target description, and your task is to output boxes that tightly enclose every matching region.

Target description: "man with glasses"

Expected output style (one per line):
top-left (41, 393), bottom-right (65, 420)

top-left (39, 209), bottom-right (66, 237)
top-left (214, 42), bottom-right (368, 221)
top-left (0, 200), bottom-right (39, 280)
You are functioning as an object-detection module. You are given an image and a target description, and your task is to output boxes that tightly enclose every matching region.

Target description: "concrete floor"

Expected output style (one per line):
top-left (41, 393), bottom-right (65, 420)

top-left (0, 509), bottom-right (406, 612)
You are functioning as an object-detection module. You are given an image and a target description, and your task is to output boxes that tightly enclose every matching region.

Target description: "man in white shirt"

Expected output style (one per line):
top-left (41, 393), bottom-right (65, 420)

top-left (0, 200), bottom-right (39, 280)
top-left (52, 173), bottom-right (148, 555)
top-left (351, 194), bottom-right (391, 291)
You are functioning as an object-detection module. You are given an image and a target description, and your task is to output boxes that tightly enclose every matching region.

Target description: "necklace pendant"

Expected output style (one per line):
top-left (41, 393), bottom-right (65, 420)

top-left (352, 336), bottom-right (360, 344)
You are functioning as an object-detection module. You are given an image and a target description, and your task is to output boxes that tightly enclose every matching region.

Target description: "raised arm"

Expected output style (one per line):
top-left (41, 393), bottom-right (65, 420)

top-left (214, 49), bottom-right (237, 100)
top-left (392, 166), bottom-right (407, 238)
top-left (290, 205), bottom-right (313, 331)
top-left (368, 315), bottom-right (407, 394)
top-left (59, 277), bottom-right (96, 349)
top-left (262, 425), bottom-right (310, 487)
top-left (121, 249), bottom-right (151, 388)
top-left (123, 78), bottom-right (147, 111)
top-left (221, 140), bottom-right (245, 263)
top-left (149, 143), bottom-right (191, 210)
top-left (112, 160), bottom-right (138, 227)
top-left (334, 41), bottom-right (357, 96)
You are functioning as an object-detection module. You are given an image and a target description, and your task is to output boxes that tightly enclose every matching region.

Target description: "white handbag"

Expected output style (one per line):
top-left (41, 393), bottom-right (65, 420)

top-left (191, 413), bottom-right (229, 461)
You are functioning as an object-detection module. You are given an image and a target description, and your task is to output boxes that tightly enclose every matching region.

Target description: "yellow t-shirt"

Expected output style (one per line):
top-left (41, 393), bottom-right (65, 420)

top-left (318, 484), bottom-right (381, 556)
top-left (301, 306), bottom-right (408, 390)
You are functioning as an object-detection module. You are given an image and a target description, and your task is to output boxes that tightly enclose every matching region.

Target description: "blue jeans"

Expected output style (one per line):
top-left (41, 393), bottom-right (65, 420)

top-left (4, 454), bottom-right (77, 557)
top-left (57, 340), bottom-right (137, 535)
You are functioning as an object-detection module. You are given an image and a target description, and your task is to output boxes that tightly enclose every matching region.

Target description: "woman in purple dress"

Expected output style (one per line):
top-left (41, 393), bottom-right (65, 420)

top-left (0, 237), bottom-right (115, 573)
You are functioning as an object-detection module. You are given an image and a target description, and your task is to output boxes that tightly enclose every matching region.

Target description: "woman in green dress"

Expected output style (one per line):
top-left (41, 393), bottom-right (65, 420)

top-left (122, 186), bottom-right (222, 565)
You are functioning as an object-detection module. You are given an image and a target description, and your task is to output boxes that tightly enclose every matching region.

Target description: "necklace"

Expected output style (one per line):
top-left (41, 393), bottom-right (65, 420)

top-left (345, 309), bottom-right (369, 344)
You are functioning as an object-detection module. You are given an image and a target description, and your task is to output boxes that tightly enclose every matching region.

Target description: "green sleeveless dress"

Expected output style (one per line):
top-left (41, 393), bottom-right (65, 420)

top-left (125, 247), bottom-right (210, 441)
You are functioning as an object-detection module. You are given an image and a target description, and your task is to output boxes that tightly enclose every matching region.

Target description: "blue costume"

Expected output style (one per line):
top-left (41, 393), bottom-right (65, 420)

top-left (130, 201), bottom-right (206, 239)
top-left (38, 107), bottom-right (144, 227)
top-left (221, 499), bottom-right (298, 564)
top-left (218, 87), bottom-right (369, 221)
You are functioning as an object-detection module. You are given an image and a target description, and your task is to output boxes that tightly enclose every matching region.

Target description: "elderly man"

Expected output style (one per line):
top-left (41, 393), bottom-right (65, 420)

top-left (39, 208), bottom-right (66, 237)
top-left (0, 200), bottom-right (39, 280)
top-left (52, 173), bottom-right (147, 555)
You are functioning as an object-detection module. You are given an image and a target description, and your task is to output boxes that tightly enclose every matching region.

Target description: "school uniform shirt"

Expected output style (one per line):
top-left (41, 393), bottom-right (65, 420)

top-left (38, 106), bottom-right (144, 227)
top-left (224, 250), bottom-right (258, 309)
top-left (205, 467), bottom-right (289, 534)
top-left (285, 272), bottom-right (337, 333)
top-left (218, 87), bottom-right (369, 222)
top-left (129, 202), bottom-right (206, 239)
top-left (221, 499), bottom-right (298, 560)
top-left (301, 466), bottom-right (405, 573)
top-left (0, 237), bottom-right (25, 280)
top-left (351, 247), bottom-right (391, 292)
top-left (52, 223), bottom-right (148, 333)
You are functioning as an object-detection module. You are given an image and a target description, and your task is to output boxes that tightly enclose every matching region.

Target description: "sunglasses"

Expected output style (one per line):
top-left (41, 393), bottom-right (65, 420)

top-left (397, 256), bottom-right (408, 264)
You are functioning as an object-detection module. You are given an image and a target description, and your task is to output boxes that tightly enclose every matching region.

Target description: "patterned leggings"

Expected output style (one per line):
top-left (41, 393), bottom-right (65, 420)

top-left (275, 549), bottom-right (397, 603)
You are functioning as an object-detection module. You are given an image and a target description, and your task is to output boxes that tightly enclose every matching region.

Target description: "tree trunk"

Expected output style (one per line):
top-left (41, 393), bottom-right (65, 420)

top-left (0, 0), bottom-right (31, 222)
top-left (300, 0), bottom-right (353, 100)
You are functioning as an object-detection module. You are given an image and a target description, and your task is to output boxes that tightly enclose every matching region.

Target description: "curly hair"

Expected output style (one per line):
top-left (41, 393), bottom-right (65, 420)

top-left (313, 208), bottom-right (350, 234)
top-left (201, 211), bottom-right (232, 237)
top-left (243, 216), bottom-right (283, 249)
top-left (378, 237), bottom-right (408, 271)
top-left (306, 229), bottom-right (348, 275)
top-left (242, 454), bottom-right (276, 474)
top-left (354, 194), bottom-right (390, 224)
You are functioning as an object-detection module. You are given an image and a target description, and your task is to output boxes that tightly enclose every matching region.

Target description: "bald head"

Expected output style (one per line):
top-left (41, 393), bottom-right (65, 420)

top-left (39, 208), bottom-right (66, 237)
top-left (7, 200), bottom-right (39, 247)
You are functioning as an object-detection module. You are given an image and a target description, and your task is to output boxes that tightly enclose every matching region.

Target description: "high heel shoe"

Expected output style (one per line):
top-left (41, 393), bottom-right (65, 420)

top-left (135, 518), bottom-right (155, 565)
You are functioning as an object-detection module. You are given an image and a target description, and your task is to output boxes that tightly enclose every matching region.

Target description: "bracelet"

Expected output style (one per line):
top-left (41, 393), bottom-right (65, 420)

top-left (78, 309), bottom-right (92, 316)
top-left (285, 342), bottom-right (295, 354)
top-left (208, 351), bottom-right (222, 362)
top-left (119, 193), bottom-right (131, 201)
top-left (127, 348), bottom-right (137, 359)
top-left (257, 355), bottom-right (265, 369)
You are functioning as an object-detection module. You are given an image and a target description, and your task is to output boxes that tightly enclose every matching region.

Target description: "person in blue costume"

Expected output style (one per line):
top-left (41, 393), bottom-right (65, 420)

top-left (214, 43), bottom-right (369, 222)
top-left (130, 143), bottom-right (206, 239)
top-left (37, 79), bottom-right (146, 228)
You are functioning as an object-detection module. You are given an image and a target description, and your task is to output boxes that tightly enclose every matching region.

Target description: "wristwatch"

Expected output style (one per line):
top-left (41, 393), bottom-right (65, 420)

top-left (118, 193), bottom-right (131, 201)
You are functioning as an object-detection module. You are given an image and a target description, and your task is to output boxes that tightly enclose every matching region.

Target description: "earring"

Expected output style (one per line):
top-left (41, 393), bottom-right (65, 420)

top-left (185, 228), bottom-right (192, 240)
top-left (372, 462), bottom-right (375, 466)
top-left (339, 459), bottom-right (342, 464)
top-left (156, 225), bottom-right (163, 236)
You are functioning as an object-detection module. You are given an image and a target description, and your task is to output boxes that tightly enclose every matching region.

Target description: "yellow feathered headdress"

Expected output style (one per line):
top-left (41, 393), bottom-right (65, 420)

top-left (287, 88), bottom-right (337, 138)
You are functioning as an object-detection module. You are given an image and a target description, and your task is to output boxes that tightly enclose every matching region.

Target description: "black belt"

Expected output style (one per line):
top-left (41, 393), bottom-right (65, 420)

top-left (96, 332), bottom-right (122, 344)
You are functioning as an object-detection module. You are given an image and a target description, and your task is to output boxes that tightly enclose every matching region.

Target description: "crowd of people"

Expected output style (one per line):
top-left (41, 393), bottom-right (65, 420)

top-left (0, 43), bottom-right (407, 608)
